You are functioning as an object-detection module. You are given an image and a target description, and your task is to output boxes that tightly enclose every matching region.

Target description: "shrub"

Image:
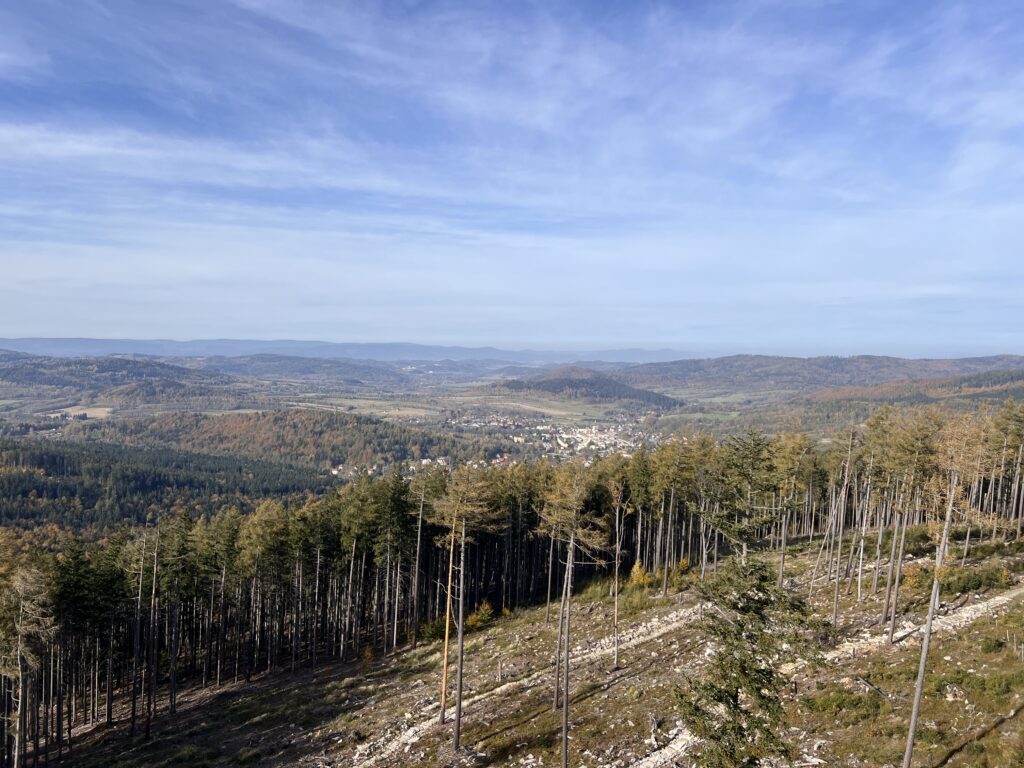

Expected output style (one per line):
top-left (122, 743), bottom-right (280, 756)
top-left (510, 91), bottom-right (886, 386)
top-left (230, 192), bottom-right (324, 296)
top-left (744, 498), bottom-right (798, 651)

top-left (980, 636), bottom-right (1005, 653)
top-left (418, 619), bottom-right (445, 643)
top-left (627, 561), bottom-right (651, 591)
top-left (669, 558), bottom-right (694, 591)
top-left (927, 668), bottom-right (967, 695)
top-left (360, 645), bottom-right (375, 670)
top-left (804, 690), bottom-right (881, 724)
top-left (901, 564), bottom-right (932, 592)
top-left (981, 669), bottom-right (1024, 697)
top-left (948, 525), bottom-right (971, 542)
top-left (939, 564), bottom-right (1010, 596)
top-left (465, 599), bottom-right (494, 631)
top-left (904, 525), bottom-right (934, 557)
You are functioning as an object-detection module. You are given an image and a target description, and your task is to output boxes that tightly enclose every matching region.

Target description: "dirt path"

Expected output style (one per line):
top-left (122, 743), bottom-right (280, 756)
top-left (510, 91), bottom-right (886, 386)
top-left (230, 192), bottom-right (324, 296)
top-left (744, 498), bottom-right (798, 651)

top-left (809, 582), bottom-right (1024, 667)
top-left (627, 582), bottom-right (1024, 767)
top-left (353, 600), bottom-right (702, 767)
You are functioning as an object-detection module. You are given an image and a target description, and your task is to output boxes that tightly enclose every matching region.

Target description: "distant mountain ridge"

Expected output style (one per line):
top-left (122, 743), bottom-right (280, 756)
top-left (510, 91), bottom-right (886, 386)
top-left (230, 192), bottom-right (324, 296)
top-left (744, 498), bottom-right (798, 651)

top-left (0, 350), bottom-right (229, 389)
top-left (613, 354), bottom-right (1024, 395)
top-left (0, 338), bottom-right (683, 364)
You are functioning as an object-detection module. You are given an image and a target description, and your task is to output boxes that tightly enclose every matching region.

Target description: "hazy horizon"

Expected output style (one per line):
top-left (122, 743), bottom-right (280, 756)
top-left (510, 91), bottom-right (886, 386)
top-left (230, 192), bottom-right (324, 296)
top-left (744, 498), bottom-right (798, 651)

top-left (1, 335), bottom-right (1022, 362)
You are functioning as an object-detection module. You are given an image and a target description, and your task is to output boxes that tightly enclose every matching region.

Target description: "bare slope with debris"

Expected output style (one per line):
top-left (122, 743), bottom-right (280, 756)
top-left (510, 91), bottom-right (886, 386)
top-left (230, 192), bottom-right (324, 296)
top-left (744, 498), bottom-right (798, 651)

top-left (66, 548), bottom-right (1024, 768)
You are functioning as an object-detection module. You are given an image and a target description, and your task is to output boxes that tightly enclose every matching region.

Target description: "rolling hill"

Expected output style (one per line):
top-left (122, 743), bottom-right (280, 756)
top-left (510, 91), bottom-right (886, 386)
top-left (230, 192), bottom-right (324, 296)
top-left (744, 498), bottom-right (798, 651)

top-left (0, 350), bottom-right (230, 390)
top-left (493, 366), bottom-right (679, 409)
top-left (612, 354), bottom-right (1024, 399)
top-left (181, 354), bottom-right (411, 387)
top-left (0, 350), bottom-right (272, 415)
top-left (806, 367), bottom-right (1024, 406)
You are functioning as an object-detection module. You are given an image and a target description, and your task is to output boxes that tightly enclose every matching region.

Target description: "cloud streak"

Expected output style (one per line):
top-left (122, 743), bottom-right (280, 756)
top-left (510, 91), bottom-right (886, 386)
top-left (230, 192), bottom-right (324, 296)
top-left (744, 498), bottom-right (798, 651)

top-left (0, 0), bottom-right (1022, 352)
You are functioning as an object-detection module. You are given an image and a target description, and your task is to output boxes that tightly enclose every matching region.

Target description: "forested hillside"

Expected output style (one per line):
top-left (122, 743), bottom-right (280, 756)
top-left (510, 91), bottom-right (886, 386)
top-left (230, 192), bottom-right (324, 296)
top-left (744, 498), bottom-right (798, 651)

top-left (0, 352), bottom-right (230, 390)
top-left (0, 439), bottom-right (325, 532)
top-left (494, 366), bottom-right (678, 409)
top-left (64, 409), bottom-right (499, 468)
top-left (751, 370), bottom-right (1024, 437)
top-left (2, 399), bottom-right (1023, 766)
top-left (808, 367), bottom-right (1024, 406)
top-left (0, 351), bottom-right (266, 414)
top-left (614, 354), bottom-right (1024, 397)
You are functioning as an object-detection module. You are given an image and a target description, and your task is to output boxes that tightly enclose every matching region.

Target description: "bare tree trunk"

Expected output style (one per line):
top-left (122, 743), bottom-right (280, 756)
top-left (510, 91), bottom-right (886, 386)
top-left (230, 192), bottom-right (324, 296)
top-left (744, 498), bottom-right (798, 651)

top-left (290, 558), bottom-right (300, 673)
top-left (902, 473), bottom-right (957, 768)
top-left (831, 449), bottom-right (852, 625)
top-left (545, 536), bottom-right (555, 624)
top-left (871, 492), bottom-right (889, 595)
top-left (882, 502), bottom-right (902, 624)
top-left (561, 534), bottom-right (575, 768)
top-left (1010, 442), bottom-right (1023, 540)
top-left (169, 596), bottom-right (179, 715)
top-left (454, 522), bottom-right (467, 751)
top-left (129, 536), bottom-right (146, 737)
top-left (411, 489), bottom-right (426, 648)
top-left (438, 526), bottom-right (457, 725)
top-left (145, 533), bottom-right (159, 739)
top-left (105, 621), bottom-right (113, 725)
top-left (808, 501), bottom-right (836, 599)
top-left (392, 555), bottom-right (401, 652)
top-left (613, 504), bottom-right (622, 669)
top-left (778, 501), bottom-right (789, 588)
top-left (312, 547), bottom-right (321, 670)
top-left (14, 639), bottom-right (23, 768)
top-left (661, 488), bottom-right (674, 597)
top-left (961, 520), bottom-right (972, 568)
top-left (216, 564), bottom-right (226, 686)
top-left (342, 539), bottom-right (356, 659)
top-left (888, 505), bottom-right (911, 643)
top-left (553, 544), bottom-right (570, 712)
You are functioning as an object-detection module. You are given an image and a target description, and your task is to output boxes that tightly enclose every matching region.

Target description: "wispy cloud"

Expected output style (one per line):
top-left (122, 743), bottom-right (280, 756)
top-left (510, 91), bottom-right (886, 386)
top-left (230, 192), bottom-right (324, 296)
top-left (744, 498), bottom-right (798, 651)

top-left (0, 0), bottom-right (1022, 351)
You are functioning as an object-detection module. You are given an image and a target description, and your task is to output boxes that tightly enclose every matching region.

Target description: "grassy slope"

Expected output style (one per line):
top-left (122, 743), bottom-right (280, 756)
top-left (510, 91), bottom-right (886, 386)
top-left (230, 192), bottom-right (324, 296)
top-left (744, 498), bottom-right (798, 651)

top-left (65, 544), bottom-right (1024, 768)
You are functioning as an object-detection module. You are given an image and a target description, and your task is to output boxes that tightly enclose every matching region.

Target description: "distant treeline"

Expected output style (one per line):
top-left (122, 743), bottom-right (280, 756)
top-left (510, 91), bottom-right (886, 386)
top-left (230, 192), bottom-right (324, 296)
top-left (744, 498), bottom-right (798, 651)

top-left (64, 409), bottom-right (500, 469)
top-left (0, 439), bottom-right (325, 531)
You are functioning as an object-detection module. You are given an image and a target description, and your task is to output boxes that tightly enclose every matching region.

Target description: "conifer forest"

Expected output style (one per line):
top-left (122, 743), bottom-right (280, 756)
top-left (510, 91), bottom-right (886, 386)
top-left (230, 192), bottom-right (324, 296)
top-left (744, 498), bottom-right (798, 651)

top-left (2, 397), bottom-right (1024, 767)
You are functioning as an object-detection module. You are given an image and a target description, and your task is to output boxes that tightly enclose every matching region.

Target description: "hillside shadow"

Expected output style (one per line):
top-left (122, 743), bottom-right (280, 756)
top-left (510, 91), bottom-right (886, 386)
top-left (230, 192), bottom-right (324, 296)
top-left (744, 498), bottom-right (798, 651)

top-left (49, 656), bottom-right (373, 768)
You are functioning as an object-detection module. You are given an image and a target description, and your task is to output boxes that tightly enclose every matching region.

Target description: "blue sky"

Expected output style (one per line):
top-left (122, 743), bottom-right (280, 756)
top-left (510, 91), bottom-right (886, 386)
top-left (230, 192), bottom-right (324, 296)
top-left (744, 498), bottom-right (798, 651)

top-left (1, 0), bottom-right (1022, 355)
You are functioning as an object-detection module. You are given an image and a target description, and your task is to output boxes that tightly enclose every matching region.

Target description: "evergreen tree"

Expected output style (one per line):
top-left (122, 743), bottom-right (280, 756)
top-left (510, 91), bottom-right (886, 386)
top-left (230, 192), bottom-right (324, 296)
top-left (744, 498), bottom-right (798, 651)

top-left (676, 557), bottom-right (809, 768)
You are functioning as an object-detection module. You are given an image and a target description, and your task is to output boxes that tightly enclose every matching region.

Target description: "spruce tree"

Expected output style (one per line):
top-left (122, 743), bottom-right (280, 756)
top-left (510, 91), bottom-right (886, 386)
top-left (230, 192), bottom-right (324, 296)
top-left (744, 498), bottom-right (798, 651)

top-left (676, 557), bottom-right (809, 768)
